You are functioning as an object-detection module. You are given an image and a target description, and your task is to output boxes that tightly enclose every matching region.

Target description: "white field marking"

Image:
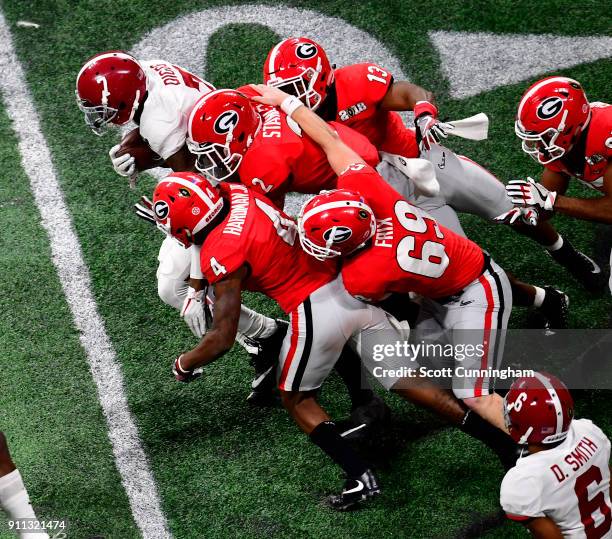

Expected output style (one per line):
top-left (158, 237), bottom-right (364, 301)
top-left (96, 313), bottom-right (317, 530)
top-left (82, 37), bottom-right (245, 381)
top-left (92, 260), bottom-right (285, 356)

top-left (130, 3), bottom-right (413, 216)
top-left (429, 31), bottom-right (612, 99)
top-left (0, 11), bottom-right (171, 539)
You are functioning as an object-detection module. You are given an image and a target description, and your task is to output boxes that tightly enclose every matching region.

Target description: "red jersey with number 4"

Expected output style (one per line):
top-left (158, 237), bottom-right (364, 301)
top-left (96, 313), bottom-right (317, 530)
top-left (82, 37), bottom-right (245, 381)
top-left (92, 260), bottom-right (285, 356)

top-left (199, 183), bottom-right (336, 313)
top-left (339, 164), bottom-right (484, 301)
top-left (545, 103), bottom-right (612, 192)
top-left (237, 85), bottom-right (379, 204)
top-left (500, 419), bottom-right (612, 539)
top-left (332, 63), bottom-right (419, 158)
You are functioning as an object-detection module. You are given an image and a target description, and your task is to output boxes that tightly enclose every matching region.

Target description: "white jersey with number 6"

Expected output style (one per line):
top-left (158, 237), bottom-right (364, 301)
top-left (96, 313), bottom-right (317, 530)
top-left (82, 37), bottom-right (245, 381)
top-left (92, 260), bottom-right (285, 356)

top-left (501, 418), bottom-right (612, 538)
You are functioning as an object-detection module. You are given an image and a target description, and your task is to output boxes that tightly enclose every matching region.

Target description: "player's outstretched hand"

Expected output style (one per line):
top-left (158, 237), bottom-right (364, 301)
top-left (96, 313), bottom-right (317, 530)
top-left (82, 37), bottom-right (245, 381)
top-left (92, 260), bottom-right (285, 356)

top-left (249, 84), bottom-right (290, 107)
top-left (180, 287), bottom-right (207, 338)
top-left (506, 177), bottom-right (557, 211)
top-left (494, 206), bottom-right (539, 226)
top-left (172, 355), bottom-right (203, 383)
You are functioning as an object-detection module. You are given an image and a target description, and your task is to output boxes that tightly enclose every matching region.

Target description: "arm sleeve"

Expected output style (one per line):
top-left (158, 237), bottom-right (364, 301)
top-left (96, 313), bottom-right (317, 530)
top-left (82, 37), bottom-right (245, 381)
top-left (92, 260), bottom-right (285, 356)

top-left (240, 146), bottom-right (293, 197)
top-left (358, 63), bottom-right (394, 107)
top-left (500, 470), bottom-right (546, 520)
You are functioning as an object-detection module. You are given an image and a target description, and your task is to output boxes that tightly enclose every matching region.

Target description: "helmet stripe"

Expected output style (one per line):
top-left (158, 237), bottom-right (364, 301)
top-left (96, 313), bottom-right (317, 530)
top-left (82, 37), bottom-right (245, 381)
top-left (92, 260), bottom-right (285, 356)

top-left (533, 372), bottom-right (563, 436)
top-left (164, 176), bottom-right (216, 209)
top-left (300, 199), bottom-right (374, 223)
top-left (76, 52), bottom-right (141, 88)
top-left (517, 76), bottom-right (580, 118)
top-left (266, 39), bottom-right (289, 77)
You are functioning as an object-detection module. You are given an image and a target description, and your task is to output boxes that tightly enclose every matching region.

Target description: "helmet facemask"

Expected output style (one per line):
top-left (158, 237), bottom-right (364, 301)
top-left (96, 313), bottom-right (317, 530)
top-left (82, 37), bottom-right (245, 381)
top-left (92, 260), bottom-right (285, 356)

top-left (515, 111), bottom-right (569, 165)
top-left (188, 138), bottom-right (242, 182)
top-left (268, 66), bottom-right (323, 110)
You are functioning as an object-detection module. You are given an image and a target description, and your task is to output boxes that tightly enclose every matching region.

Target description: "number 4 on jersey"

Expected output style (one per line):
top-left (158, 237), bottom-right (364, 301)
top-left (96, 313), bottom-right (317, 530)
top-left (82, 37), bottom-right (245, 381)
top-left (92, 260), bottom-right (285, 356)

top-left (210, 257), bottom-right (227, 276)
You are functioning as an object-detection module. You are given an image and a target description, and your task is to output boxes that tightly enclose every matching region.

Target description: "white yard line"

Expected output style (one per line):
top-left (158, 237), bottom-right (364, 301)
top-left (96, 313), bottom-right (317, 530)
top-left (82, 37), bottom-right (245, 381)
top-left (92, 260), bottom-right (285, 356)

top-left (0, 11), bottom-right (171, 538)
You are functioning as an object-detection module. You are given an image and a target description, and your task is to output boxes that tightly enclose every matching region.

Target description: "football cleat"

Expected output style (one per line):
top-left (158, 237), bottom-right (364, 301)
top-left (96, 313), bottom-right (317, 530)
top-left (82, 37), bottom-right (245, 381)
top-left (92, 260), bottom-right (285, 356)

top-left (548, 240), bottom-right (604, 293)
top-left (537, 287), bottom-right (569, 330)
top-left (336, 394), bottom-right (391, 442)
top-left (246, 319), bottom-right (289, 407)
top-left (326, 469), bottom-right (381, 511)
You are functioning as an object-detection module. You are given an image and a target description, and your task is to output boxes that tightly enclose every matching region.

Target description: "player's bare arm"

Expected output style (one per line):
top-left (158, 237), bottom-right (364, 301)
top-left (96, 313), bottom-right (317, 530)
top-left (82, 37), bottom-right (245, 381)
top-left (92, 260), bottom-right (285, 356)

top-left (380, 81), bottom-right (435, 111)
top-left (553, 162), bottom-right (612, 223)
top-left (177, 265), bottom-right (246, 374)
top-left (164, 144), bottom-right (197, 172)
top-left (251, 84), bottom-right (364, 175)
top-left (524, 516), bottom-right (564, 539)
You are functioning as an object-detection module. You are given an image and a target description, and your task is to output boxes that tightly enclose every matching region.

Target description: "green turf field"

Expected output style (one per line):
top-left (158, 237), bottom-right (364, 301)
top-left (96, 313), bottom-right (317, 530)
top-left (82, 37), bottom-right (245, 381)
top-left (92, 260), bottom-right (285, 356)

top-left (0, 1), bottom-right (610, 537)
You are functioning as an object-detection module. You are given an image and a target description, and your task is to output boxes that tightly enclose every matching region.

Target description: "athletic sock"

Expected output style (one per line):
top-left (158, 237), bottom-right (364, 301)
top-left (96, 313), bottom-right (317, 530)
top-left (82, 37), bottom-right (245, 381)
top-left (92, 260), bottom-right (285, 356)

top-left (460, 411), bottom-right (518, 471)
top-left (310, 421), bottom-right (370, 478)
top-left (544, 235), bottom-right (564, 252)
top-left (533, 286), bottom-right (546, 308)
top-left (0, 469), bottom-right (49, 539)
top-left (334, 348), bottom-right (374, 410)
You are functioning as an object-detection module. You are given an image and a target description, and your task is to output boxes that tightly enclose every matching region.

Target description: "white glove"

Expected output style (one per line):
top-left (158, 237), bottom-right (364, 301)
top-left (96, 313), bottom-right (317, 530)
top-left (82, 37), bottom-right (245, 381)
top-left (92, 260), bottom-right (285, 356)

top-left (415, 115), bottom-right (454, 151)
top-left (506, 177), bottom-right (557, 211)
top-left (180, 287), bottom-right (207, 338)
top-left (109, 144), bottom-right (136, 177)
top-left (494, 206), bottom-right (540, 226)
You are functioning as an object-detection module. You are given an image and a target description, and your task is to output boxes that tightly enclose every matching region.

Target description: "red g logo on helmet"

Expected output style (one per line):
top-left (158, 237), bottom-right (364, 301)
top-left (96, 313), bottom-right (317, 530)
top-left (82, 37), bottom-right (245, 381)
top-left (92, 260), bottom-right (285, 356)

top-left (214, 110), bottom-right (240, 135)
top-left (536, 97), bottom-right (563, 120)
top-left (295, 42), bottom-right (318, 59)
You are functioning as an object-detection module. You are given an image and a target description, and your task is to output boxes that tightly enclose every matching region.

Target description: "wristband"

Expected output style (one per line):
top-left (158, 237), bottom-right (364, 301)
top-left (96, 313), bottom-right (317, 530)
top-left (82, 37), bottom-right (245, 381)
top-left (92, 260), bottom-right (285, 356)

top-left (280, 95), bottom-right (303, 117)
top-left (413, 100), bottom-right (438, 120)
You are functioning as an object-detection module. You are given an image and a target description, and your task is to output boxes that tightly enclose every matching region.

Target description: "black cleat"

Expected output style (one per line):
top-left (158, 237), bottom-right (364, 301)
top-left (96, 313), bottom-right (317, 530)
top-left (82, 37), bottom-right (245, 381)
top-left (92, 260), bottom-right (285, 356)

top-left (326, 469), bottom-right (381, 511)
top-left (538, 287), bottom-right (569, 330)
top-left (246, 320), bottom-right (288, 407)
top-left (336, 395), bottom-right (391, 442)
top-left (548, 240), bottom-right (603, 293)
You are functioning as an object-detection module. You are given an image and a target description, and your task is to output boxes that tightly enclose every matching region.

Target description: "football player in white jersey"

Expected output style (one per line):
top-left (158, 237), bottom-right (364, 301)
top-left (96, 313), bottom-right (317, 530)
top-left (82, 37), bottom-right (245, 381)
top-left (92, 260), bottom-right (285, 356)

top-left (0, 432), bottom-right (49, 539)
top-left (502, 372), bottom-right (611, 538)
top-left (75, 51), bottom-right (283, 403)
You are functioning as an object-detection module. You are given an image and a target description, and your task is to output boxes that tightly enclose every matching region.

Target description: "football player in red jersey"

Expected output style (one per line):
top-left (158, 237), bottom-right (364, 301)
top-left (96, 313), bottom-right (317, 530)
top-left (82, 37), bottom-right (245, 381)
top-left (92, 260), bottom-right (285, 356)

top-left (263, 37), bottom-right (602, 319)
top-left (501, 372), bottom-right (612, 538)
top-left (186, 87), bottom-right (380, 207)
top-left (153, 171), bottom-right (518, 509)
top-left (507, 77), bottom-right (611, 291)
top-left (251, 83), bottom-right (513, 431)
top-left (0, 432), bottom-right (48, 539)
top-left (76, 52), bottom-right (284, 404)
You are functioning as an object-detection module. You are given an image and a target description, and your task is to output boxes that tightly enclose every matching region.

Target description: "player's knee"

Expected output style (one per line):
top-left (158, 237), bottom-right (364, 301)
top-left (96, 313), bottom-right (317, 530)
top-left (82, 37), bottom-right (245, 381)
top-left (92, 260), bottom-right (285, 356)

top-left (157, 276), bottom-right (187, 310)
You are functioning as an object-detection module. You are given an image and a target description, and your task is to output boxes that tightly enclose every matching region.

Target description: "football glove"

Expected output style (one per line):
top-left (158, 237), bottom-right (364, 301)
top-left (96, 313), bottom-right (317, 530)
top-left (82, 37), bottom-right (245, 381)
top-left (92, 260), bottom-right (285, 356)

top-left (181, 287), bottom-right (207, 338)
top-left (415, 115), bottom-right (453, 152)
top-left (172, 355), bottom-right (203, 383)
top-left (506, 178), bottom-right (557, 211)
top-left (109, 144), bottom-right (136, 177)
top-left (494, 206), bottom-right (540, 226)
top-left (134, 195), bottom-right (156, 226)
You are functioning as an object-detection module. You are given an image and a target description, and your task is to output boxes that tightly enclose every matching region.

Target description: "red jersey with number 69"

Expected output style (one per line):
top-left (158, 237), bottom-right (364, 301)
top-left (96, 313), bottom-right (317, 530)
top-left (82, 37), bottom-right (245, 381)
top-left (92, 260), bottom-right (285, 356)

top-left (237, 85), bottom-right (379, 205)
top-left (500, 419), bottom-right (612, 539)
top-left (199, 183), bottom-right (336, 313)
top-left (329, 63), bottom-right (419, 158)
top-left (339, 164), bottom-right (484, 301)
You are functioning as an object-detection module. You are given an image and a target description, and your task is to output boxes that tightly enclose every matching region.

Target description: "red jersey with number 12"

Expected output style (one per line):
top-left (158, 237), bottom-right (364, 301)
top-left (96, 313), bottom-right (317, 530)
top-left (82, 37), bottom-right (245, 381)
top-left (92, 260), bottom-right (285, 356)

top-left (339, 164), bottom-right (484, 300)
top-left (200, 183), bottom-right (336, 312)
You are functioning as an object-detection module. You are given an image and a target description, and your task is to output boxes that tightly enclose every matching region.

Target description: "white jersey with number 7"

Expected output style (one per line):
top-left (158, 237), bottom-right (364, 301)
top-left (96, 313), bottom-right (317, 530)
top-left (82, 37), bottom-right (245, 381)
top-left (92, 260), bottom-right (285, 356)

top-left (501, 418), bottom-right (612, 538)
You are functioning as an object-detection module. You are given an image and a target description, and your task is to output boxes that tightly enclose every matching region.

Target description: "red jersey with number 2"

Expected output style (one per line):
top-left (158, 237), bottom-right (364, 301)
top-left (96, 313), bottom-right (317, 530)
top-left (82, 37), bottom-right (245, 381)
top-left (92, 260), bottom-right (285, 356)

top-left (332, 63), bottom-right (419, 158)
top-left (200, 183), bottom-right (336, 313)
top-left (339, 164), bottom-right (484, 301)
top-left (237, 85), bottom-right (379, 204)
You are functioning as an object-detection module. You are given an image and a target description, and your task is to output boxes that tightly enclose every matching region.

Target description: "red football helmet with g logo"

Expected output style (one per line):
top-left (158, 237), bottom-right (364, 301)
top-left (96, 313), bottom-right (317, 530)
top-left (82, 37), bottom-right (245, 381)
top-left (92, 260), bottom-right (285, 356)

top-left (515, 76), bottom-right (591, 165)
top-left (76, 51), bottom-right (147, 135)
top-left (298, 189), bottom-right (376, 260)
top-left (187, 89), bottom-right (261, 181)
top-left (152, 171), bottom-right (224, 247)
top-left (504, 372), bottom-right (574, 445)
top-left (263, 37), bottom-right (334, 111)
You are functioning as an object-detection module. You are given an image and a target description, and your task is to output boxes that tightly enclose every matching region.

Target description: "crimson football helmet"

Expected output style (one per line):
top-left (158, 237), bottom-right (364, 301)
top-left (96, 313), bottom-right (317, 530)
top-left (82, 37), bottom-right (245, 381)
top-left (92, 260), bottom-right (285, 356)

top-left (187, 89), bottom-right (261, 181)
top-left (263, 37), bottom-right (334, 111)
top-left (76, 51), bottom-right (147, 135)
top-left (504, 372), bottom-right (574, 445)
top-left (298, 189), bottom-right (376, 260)
top-left (515, 76), bottom-right (591, 165)
top-left (152, 171), bottom-right (224, 247)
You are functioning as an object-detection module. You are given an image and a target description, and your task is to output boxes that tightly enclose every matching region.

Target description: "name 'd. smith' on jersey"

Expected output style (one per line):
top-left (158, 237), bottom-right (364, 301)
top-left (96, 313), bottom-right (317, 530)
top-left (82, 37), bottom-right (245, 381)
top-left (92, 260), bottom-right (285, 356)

top-left (223, 187), bottom-right (250, 236)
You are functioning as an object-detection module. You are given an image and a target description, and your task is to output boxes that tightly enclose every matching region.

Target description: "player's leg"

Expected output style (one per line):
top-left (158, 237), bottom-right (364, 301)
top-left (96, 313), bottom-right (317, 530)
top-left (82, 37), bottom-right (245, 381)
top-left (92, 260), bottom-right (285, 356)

top-left (447, 255), bottom-right (512, 431)
top-left (277, 279), bottom-right (380, 509)
top-left (0, 433), bottom-right (49, 539)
